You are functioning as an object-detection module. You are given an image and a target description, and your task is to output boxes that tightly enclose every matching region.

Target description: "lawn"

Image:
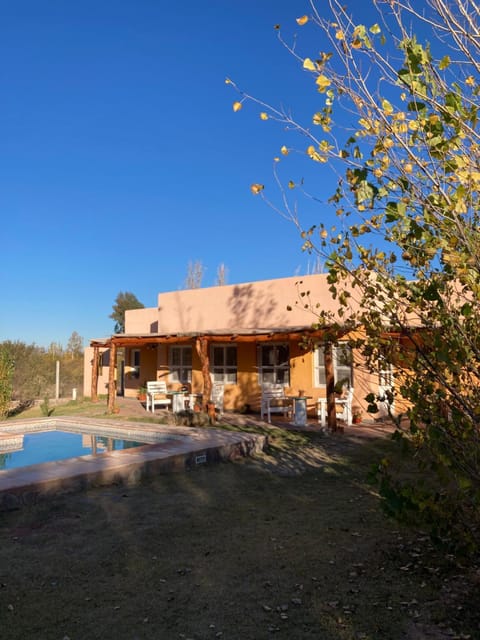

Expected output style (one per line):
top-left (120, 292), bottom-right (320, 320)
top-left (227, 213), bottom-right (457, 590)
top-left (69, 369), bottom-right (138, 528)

top-left (0, 409), bottom-right (479, 639)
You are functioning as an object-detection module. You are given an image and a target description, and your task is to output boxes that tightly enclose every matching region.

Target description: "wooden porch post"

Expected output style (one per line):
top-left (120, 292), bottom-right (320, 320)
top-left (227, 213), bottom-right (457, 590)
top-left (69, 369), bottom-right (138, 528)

top-left (91, 346), bottom-right (99, 403)
top-left (324, 341), bottom-right (338, 432)
top-left (195, 336), bottom-right (212, 412)
top-left (107, 342), bottom-right (117, 414)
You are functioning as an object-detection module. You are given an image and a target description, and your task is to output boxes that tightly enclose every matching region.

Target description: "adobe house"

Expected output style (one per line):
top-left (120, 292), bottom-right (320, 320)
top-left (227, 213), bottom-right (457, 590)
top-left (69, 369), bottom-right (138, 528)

top-left (84, 274), bottom-right (400, 421)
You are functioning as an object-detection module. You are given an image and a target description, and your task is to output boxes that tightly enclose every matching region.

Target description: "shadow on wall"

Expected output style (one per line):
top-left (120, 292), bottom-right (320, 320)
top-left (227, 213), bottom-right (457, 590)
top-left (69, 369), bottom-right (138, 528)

top-left (227, 284), bottom-right (288, 329)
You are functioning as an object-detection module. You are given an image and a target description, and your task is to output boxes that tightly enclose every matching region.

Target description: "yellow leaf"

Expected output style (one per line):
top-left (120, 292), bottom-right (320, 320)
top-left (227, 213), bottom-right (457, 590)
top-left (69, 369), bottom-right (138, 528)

top-left (280, 145), bottom-right (289, 156)
top-left (273, 157), bottom-right (280, 162)
top-left (369, 23), bottom-right (381, 34)
top-left (225, 77), bottom-right (232, 84)
top-left (455, 198), bottom-right (467, 214)
top-left (335, 30), bottom-right (344, 40)
top-left (303, 57), bottom-right (316, 71)
top-left (307, 145), bottom-right (326, 162)
top-left (260, 112), bottom-right (268, 120)
top-left (250, 183), bottom-right (264, 195)
top-left (316, 74), bottom-right (331, 92)
top-left (382, 99), bottom-right (393, 115)
top-left (296, 15), bottom-right (308, 26)
top-left (232, 101), bottom-right (242, 112)
top-left (288, 180), bottom-right (295, 189)
top-left (466, 75), bottom-right (475, 86)
top-left (395, 122), bottom-right (408, 133)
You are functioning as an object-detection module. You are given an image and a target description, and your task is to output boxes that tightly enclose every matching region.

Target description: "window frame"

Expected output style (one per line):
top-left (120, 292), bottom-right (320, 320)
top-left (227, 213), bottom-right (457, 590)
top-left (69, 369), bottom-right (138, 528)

top-left (210, 343), bottom-right (237, 384)
top-left (130, 349), bottom-right (140, 379)
top-left (168, 345), bottom-right (192, 384)
top-left (258, 342), bottom-right (290, 386)
top-left (313, 342), bottom-right (353, 389)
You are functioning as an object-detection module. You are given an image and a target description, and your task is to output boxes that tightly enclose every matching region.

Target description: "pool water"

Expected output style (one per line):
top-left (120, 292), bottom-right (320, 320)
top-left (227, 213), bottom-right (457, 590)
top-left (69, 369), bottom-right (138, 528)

top-left (0, 430), bottom-right (148, 471)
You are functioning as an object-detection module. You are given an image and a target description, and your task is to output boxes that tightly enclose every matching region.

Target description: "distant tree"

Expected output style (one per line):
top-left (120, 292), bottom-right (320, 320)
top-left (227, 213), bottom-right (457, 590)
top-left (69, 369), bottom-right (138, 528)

top-left (2, 341), bottom-right (51, 402)
top-left (47, 342), bottom-right (63, 359)
top-left (110, 292), bottom-right (145, 333)
top-left (0, 346), bottom-right (14, 417)
top-left (215, 263), bottom-right (228, 286)
top-left (66, 331), bottom-right (83, 359)
top-left (184, 260), bottom-right (205, 289)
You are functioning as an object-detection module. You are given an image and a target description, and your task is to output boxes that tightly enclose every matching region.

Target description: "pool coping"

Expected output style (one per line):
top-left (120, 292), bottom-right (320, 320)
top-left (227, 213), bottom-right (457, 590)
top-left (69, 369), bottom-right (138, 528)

top-left (0, 417), bottom-right (267, 510)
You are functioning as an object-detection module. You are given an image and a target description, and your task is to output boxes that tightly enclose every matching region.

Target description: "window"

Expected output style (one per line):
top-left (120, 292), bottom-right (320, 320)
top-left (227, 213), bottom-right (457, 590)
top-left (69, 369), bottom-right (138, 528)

top-left (314, 342), bottom-right (353, 388)
top-left (211, 345), bottom-right (237, 383)
top-left (259, 344), bottom-right (290, 386)
top-left (131, 349), bottom-right (140, 379)
top-left (169, 346), bottom-right (192, 383)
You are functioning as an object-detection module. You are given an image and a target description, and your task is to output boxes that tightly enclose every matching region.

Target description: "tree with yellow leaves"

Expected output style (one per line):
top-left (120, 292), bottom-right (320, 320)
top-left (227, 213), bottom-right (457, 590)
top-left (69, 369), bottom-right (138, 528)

top-left (231, 0), bottom-right (480, 555)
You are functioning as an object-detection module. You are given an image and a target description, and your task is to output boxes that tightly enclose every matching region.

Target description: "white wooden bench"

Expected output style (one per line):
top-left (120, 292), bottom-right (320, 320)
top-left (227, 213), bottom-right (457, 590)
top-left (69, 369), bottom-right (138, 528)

top-left (260, 386), bottom-right (292, 423)
top-left (146, 381), bottom-right (172, 413)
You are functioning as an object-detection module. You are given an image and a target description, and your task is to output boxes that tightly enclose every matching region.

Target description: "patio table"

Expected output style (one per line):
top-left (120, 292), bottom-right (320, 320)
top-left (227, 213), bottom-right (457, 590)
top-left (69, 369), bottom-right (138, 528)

top-left (168, 390), bottom-right (187, 413)
top-left (286, 396), bottom-right (312, 427)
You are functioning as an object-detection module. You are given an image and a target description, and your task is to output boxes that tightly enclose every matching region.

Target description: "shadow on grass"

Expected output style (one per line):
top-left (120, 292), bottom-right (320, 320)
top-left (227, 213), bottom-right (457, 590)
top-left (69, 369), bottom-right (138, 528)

top-left (2, 422), bottom-right (476, 640)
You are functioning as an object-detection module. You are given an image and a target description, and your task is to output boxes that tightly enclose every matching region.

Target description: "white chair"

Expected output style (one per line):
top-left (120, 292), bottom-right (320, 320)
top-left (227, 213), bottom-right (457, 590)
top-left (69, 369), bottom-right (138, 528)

top-left (146, 381), bottom-right (172, 413)
top-left (260, 386), bottom-right (292, 423)
top-left (211, 382), bottom-right (224, 416)
top-left (317, 387), bottom-right (354, 427)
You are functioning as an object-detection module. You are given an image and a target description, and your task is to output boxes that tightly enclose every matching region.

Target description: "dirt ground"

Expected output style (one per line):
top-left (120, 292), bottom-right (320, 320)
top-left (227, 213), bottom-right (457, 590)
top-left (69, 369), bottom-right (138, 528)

top-left (0, 407), bottom-right (479, 639)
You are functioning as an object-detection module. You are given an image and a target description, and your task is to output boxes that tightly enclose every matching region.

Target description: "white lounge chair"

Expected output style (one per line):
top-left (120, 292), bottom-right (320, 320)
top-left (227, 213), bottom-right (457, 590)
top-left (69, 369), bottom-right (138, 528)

top-left (317, 387), bottom-right (354, 427)
top-left (146, 381), bottom-right (172, 413)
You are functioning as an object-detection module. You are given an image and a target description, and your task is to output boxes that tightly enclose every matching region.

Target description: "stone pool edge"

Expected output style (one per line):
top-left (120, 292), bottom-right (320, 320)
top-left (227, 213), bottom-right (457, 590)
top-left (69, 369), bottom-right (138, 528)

top-left (0, 417), bottom-right (267, 510)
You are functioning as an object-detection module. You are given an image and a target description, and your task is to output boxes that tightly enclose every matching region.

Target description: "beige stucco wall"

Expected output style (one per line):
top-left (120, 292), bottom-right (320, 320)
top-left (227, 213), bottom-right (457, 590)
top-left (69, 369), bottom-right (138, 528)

top-left (124, 306), bottom-right (159, 334)
top-left (156, 274), bottom-right (356, 334)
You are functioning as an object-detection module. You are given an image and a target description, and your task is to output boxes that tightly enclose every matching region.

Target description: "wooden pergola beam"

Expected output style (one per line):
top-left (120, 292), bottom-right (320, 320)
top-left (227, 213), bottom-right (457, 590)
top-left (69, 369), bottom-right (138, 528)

top-left (91, 346), bottom-right (99, 403)
top-left (107, 341), bottom-right (117, 414)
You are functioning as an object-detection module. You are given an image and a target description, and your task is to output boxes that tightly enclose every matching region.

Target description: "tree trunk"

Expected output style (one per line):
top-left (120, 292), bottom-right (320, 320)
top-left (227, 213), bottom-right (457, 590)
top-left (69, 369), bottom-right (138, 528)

top-left (107, 342), bottom-right (117, 414)
top-left (324, 342), bottom-right (338, 432)
top-left (195, 336), bottom-right (212, 412)
top-left (91, 346), bottom-right (99, 403)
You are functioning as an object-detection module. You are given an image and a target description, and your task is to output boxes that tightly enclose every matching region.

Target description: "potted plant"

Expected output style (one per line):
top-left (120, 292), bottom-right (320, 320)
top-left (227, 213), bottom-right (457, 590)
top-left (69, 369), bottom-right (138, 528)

top-left (352, 406), bottom-right (363, 424)
top-left (137, 385), bottom-right (147, 402)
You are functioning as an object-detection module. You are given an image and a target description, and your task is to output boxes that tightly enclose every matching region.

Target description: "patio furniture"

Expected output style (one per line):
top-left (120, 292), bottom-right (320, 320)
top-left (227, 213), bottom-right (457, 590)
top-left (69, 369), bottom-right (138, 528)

top-left (287, 395), bottom-right (313, 427)
top-left (169, 390), bottom-right (187, 412)
top-left (317, 387), bottom-right (354, 427)
top-left (146, 381), bottom-right (172, 413)
top-left (211, 382), bottom-right (224, 417)
top-left (261, 386), bottom-right (293, 423)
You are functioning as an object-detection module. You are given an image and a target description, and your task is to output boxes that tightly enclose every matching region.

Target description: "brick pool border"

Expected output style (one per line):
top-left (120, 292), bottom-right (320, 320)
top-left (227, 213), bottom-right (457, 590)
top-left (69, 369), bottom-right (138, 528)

top-left (0, 417), bottom-right (267, 510)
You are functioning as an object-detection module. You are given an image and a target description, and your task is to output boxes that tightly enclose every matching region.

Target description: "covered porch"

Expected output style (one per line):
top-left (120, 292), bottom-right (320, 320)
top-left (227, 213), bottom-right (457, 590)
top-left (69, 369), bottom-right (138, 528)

top-left (87, 326), bottom-right (362, 432)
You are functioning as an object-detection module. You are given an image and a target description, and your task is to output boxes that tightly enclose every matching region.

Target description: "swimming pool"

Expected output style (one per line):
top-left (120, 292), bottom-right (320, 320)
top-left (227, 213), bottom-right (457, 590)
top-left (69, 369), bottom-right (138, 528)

top-left (0, 417), bottom-right (266, 511)
top-left (0, 429), bottom-right (153, 470)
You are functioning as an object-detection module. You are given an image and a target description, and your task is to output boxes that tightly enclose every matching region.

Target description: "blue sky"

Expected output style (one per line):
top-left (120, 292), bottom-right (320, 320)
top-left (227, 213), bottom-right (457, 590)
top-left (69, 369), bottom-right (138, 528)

top-left (0, 0), bottom-right (392, 347)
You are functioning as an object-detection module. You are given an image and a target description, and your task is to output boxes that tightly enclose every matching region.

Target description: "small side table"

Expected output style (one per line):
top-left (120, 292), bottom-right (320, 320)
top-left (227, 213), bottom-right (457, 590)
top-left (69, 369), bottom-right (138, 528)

top-left (169, 391), bottom-right (187, 412)
top-left (287, 396), bottom-right (312, 427)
